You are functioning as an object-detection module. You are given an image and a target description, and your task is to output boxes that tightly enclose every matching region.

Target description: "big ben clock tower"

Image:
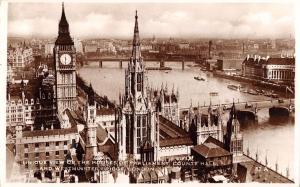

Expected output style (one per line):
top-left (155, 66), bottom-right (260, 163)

top-left (53, 3), bottom-right (77, 114)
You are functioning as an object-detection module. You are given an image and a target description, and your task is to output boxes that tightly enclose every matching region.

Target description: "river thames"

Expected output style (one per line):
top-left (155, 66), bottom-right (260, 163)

top-left (78, 61), bottom-right (294, 179)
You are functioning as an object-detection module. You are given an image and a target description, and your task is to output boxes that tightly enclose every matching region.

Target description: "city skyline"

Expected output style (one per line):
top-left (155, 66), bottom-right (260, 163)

top-left (8, 2), bottom-right (295, 39)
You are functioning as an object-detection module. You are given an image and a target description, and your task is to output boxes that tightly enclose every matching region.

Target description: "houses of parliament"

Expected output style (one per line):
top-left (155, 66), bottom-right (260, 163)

top-left (6, 3), bottom-right (244, 183)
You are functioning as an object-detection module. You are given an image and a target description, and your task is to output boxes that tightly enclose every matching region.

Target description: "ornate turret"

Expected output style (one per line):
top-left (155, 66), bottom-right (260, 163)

top-left (55, 2), bottom-right (73, 45)
top-left (196, 103), bottom-right (202, 145)
top-left (225, 102), bottom-right (243, 158)
top-left (85, 83), bottom-right (97, 161)
top-left (87, 83), bottom-right (95, 106)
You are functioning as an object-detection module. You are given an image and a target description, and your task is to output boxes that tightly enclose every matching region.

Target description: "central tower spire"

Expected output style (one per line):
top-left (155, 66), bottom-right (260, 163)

top-left (133, 10), bottom-right (140, 45)
top-left (118, 11), bottom-right (159, 161)
top-left (131, 10), bottom-right (141, 60)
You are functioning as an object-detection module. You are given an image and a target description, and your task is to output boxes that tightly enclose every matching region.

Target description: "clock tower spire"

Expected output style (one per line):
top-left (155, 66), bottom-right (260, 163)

top-left (53, 3), bottom-right (77, 115)
top-left (55, 2), bottom-right (73, 45)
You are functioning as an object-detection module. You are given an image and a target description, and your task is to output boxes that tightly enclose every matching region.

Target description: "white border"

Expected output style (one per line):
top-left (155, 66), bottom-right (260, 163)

top-left (0, 1), bottom-right (8, 187)
top-left (0, 0), bottom-right (298, 187)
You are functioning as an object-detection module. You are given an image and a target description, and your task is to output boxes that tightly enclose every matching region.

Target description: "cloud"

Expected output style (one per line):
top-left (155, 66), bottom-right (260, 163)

top-left (7, 3), bottom-right (295, 39)
top-left (9, 17), bottom-right (57, 37)
top-left (241, 12), bottom-right (273, 24)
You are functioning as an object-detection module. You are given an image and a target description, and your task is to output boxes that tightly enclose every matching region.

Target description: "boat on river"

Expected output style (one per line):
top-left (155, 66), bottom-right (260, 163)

top-left (194, 76), bottom-right (205, 81)
top-left (209, 92), bottom-right (219, 96)
top-left (194, 72), bottom-right (206, 81)
top-left (227, 84), bottom-right (240, 91)
top-left (247, 89), bottom-right (259, 95)
top-left (270, 93), bottom-right (279, 98)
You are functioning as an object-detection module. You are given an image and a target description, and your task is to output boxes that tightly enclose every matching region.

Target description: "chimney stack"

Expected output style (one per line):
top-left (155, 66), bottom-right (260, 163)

top-left (242, 43), bottom-right (245, 55)
top-left (208, 40), bottom-right (212, 59)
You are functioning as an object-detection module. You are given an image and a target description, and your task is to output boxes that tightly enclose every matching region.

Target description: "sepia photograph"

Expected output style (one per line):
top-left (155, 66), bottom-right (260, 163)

top-left (4, 0), bottom-right (296, 184)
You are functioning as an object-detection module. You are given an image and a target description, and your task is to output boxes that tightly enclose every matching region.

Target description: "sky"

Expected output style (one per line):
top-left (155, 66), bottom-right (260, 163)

top-left (8, 2), bottom-right (295, 39)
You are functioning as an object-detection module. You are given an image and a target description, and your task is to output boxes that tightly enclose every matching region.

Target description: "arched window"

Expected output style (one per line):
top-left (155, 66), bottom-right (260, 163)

top-left (137, 73), bottom-right (142, 91)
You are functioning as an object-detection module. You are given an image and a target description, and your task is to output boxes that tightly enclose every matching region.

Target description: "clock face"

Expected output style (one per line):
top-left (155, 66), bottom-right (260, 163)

top-left (60, 54), bottom-right (72, 65)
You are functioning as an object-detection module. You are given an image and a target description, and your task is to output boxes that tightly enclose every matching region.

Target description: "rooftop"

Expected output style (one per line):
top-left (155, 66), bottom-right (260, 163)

top-left (96, 107), bottom-right (115, 116)
top-left (23, 126), bottom-right (77, 138)
top-left (96, 126), bottom-right (108, 143)
top-left (23, 108), bottom-right (80, 137)
top-left (160, 137), bottom-right (193, 147)
top-left (243, 57), bottom-right (295, 67)
top-left (192, 142), bottom-right (232, 158)
top-left (8, 78), bottom-right (40, 100)
top-left (204, 136), bottom-right (225, 149)
top-left (238, 155), bottom-right (293, 183)
top-left (159, 115), bottom-right (193, 147)
top-left (266, 57), bottom-right (295, 65)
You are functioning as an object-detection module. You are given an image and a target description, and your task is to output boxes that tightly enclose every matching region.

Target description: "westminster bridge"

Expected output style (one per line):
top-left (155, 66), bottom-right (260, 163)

top-left (179, 98), bottom-right (295, 123)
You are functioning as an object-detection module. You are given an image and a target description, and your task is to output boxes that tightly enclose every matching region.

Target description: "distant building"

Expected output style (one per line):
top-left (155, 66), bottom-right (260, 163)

top-left (242, 55), bottom-right (295, 83)
top-left (7, 64), bottom-right (15, 82)
top-left (7, 43), bottom-right (34, 70)
top-left (84, 43), bottom-right (98, 57)
top-left (44, 42), bottom-right (55, 56)
top-left (271, 39), bottom-right (276, 49)
top-left (206, 59), bottom-right (223, 71)
top-left (74, 38), bottom-right (83, 53)
top-left (141, 44), bottom-right (152, 51)
top-left (178, 43), bottom-right (189, 50)
top-left (96, 41), bottom-right (116, 54)
top-left (31, 42), bottom-right (45, 57)
top-left (152, 42), bottom-right (178, 53)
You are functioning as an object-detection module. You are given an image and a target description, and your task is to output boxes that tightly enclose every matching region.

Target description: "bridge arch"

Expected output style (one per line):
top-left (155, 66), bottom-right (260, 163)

top-left (236, 110), bottom-right (257, 125)
top-left (269, 106), bottom-right (289, 117)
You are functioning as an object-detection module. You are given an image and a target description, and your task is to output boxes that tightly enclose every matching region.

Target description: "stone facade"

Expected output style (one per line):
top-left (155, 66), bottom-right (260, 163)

top-left (7, 43), bottom-right (34, 70)
top-left (242, 55), bottom-right (295, 83)
top-left (117, 11), bottom-right (159, 161)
